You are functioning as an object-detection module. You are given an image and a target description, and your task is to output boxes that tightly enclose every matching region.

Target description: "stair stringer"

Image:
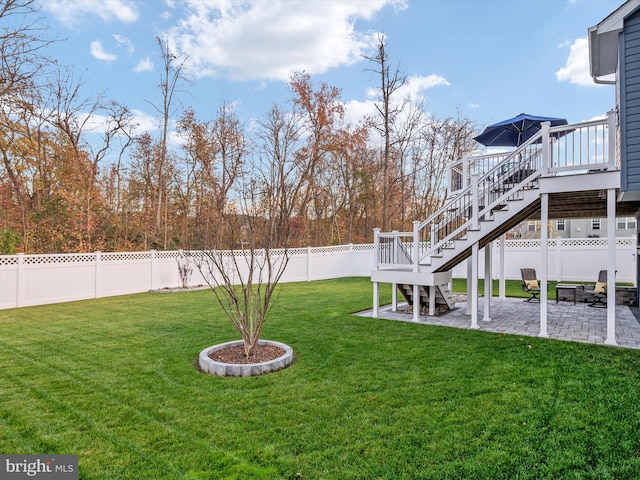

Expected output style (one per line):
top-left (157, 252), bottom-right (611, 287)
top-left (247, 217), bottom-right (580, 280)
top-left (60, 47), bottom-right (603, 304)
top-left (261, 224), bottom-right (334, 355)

top-left (424, 187), bottom-right (542, 274)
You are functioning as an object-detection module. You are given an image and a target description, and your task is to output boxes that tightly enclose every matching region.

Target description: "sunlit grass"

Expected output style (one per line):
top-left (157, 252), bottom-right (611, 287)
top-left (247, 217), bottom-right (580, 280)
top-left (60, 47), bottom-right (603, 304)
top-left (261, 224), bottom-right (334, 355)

top-left (1, 277), bottom-right (640, 479)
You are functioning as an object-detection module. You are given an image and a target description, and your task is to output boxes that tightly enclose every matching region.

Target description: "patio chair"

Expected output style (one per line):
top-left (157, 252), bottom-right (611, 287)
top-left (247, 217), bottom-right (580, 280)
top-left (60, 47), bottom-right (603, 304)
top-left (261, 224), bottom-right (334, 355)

top-left (520, 268), bottom-right (540, 302)
top-left (589, 270), bottom-right (608, 308)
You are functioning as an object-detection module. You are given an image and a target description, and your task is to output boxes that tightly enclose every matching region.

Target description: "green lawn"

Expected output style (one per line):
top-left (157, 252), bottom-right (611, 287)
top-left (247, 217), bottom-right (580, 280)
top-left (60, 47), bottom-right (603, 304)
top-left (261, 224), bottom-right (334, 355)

top-left (1, 277), bottom-right (640, 479)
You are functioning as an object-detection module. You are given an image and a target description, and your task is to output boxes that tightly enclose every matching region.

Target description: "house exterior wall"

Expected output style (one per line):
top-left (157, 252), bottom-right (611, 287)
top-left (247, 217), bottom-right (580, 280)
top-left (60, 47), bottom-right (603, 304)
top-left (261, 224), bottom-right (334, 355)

top-left (513, 217), bottom-right (637, 239)
top-left (621, 9), bottom-right (640, 192)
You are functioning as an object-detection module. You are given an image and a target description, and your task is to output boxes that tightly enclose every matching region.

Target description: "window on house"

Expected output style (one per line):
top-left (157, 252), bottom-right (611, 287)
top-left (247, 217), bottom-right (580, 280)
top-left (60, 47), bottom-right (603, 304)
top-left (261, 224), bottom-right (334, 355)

top-left (527, 221), bottom-right (540, 232)
top-left (592, 218), bottom-right (601, 230)
top-left (556, 219), bottom-right (566, 231)
top-left (617, 217), bottom-right (637, 230)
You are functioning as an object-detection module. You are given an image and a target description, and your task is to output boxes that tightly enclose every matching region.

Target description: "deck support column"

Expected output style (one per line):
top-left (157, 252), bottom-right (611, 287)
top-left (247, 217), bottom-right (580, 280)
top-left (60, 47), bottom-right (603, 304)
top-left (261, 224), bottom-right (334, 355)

top-left (372, 228), bottom-right (380, 318)
top-left (606, 187), bottom-right (617, 346)
top-left (499, 234), bottom-right (506, 299)
top-left (429, 286), bottom-right (436, 316)
top-left (470, 242), bottom-right (479, 329)
top-left (413, 284), bottom-right (420, 322)
top-left (540, 193), bottom-right (549, 337)
top-left (392, 283), bottom-right (397, 312)
top-left (466, 258), bottom-right (473, 315)
top-left (483, 242), bottom-right (492, 322)
top-left (372, 282), bottom-right (379, 318)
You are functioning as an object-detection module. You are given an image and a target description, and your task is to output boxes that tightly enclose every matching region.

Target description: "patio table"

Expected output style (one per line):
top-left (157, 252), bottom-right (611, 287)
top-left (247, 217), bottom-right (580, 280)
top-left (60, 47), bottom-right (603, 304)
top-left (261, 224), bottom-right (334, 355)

top-left (556, 284), bottom-right (584, 305)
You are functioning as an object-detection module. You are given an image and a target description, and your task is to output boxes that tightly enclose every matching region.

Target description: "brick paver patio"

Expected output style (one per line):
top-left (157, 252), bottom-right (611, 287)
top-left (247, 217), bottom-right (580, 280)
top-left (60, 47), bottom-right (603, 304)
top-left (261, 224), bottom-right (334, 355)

top-left (357, 297), bottom-right (640, 350)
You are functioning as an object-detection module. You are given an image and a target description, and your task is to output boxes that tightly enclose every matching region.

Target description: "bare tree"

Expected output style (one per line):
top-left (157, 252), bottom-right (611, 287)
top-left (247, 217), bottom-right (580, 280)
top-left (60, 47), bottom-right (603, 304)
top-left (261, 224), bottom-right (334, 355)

top-left (146, 37), bottom-right (190, 247)
top-left (363, 34), bottom-right (408, 231)
top-left (0, 0), bottom-right (53, 101)
top-left (0, 0), bottom-right (53, 251)
top-left (197, 104), bottom-right (306, 358)
top-left (47, 65), bottom-right (136, 250)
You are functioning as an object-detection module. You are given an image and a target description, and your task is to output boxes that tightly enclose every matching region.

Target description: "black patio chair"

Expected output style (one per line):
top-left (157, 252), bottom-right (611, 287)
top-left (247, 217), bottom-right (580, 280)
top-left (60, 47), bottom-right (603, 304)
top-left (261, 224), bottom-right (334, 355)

top-left (520, 268), bottom-right (540, 302)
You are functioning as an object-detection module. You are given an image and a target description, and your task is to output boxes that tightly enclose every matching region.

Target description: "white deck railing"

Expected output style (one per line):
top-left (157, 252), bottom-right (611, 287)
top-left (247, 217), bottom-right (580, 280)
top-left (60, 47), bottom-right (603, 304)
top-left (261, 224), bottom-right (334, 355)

top-left (375, 111), bottom-right (617, 271)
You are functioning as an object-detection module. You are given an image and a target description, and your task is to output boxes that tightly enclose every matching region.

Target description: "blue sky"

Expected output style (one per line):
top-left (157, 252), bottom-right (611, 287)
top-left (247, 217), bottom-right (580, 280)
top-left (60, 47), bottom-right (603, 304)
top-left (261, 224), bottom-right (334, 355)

top-left (37, 0), bottom-right (624, 142)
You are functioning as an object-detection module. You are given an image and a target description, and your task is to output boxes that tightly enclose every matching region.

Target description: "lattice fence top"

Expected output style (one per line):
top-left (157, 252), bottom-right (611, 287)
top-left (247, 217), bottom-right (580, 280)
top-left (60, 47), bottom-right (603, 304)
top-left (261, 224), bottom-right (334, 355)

top-left (101, 252), bottom-right (152, 262)
top-left (23, 253), bottom-right (96, 265)
top-left (155, 251), bottom-right (179, 259)
top-left (0, 256), bottom-right (18, 266)
top-left (1, 239), bottom-right (634, 266)
top-left (497, 238), bottom-right (635, 249)
top-left (311, 245), bottom-right (351, 254)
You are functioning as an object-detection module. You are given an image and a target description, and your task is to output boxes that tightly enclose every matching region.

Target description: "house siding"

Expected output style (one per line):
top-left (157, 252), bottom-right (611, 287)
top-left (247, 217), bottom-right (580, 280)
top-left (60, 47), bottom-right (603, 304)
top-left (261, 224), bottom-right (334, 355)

top-left (622, 10), bottom-right (640, 191)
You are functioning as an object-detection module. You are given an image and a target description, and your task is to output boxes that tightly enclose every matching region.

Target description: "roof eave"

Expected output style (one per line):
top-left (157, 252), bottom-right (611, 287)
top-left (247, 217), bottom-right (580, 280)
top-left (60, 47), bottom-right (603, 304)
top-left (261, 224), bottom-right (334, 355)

top-left (589, 0), bottom-right (640, 79)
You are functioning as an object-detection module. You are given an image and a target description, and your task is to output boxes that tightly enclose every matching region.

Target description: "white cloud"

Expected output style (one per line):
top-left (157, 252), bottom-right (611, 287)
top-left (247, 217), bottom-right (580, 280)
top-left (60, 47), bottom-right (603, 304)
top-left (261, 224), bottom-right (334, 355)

top-left (44, 0), bottom-right (140, 28)
top-left (556, 36), bottom-right (600, 87)
top-left (397, 74), bottom-right (450, 101)
top-left (90, 40), bottom-right (117, 62)
top-left (343, 98), bottom-right (376, 126)
top-left (167, 0), bottom-right (406, 81)
top-left (131, 109), bottom-right (160, 134)
top-left (134, 57), bottom-right (154, 73)
top-left (344, 73), bottom-right (449, 126)
top-left (113, 34), bottom-right (134, 56)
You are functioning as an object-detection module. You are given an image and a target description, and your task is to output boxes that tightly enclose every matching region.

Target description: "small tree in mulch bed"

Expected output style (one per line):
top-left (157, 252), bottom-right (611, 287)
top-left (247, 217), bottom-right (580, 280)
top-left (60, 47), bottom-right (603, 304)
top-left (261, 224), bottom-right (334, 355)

top-left (176, 250), bottom-right (193, 289)
top-left (197, 104), bottom-right (312, 359)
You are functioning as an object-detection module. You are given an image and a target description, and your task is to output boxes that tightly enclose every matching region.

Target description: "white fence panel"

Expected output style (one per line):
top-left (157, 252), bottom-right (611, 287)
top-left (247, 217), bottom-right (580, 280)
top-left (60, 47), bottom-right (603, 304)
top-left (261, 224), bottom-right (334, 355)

top-left (0, 239), bottom-right (635, 310)
top-left (20, 254), bottom-right (97, 307)
top-left (450, 238), bottom-right (636, 283)
top-left (0, 256), bottom-right (18, 309)
top-left (349, 244), bottom-right (376, 276)
top-left (99, 252), bottom-right (154, 297)
top-left (308, 245), bottom-right (353, 281)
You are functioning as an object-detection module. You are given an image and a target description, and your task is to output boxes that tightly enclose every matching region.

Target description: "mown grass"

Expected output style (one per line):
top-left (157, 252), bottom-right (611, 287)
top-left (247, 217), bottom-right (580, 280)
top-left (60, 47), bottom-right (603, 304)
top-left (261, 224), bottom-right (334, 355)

top-left (1, 277), bottom-right (640, 479)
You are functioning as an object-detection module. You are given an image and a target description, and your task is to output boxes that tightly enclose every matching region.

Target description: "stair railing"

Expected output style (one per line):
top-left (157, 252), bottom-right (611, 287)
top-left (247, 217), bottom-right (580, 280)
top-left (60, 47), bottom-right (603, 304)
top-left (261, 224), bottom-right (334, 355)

top-left (374, 112), bottom-right (615, 271)
top-left (374, 136), bottom-right (543, 270)
top-left (418, 137), bottom-right (544, 263)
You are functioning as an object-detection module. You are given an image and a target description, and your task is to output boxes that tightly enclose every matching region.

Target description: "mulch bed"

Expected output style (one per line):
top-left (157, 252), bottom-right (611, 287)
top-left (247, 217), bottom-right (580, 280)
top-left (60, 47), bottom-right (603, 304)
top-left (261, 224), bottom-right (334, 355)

top-left (208, 343), bottom-right (285, 364)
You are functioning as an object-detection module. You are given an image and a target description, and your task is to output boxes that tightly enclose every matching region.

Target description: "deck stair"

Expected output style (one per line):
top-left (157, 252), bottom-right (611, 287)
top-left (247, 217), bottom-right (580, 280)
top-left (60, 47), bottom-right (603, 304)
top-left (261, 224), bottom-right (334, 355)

top-left (371, 114), bottom-right (617, 316)
top-left (396, 283), bottom-right (453, 315)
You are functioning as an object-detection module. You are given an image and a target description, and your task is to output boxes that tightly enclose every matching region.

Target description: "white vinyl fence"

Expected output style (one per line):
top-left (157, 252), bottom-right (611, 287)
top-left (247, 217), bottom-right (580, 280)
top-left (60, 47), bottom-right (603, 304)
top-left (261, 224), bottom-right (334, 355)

top-left (451, 237), bottom-right (637, 283)
top-left (0, 245), bottom-right (374, 310)
top-left (0, 238), bottom-right (636, 310)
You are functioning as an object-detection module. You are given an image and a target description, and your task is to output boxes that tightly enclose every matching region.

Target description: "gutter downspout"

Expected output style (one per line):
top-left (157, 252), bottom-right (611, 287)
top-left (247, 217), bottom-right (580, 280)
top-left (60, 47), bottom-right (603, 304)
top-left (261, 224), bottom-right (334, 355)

top-left (592, 75), bottom-right (616, 85)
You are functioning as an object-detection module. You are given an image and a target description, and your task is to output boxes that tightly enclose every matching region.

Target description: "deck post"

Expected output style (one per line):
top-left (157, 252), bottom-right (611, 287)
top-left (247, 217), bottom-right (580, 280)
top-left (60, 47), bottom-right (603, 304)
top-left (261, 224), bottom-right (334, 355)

top-left (606, 188), bottom-right (617, 346)
top-left (483, 243), bottom-right (492, 322)
top-left (471, 174), bottom-right (480, 230)
top-left (391, 283), bottom-right (397, 312)
top-left (413, 221), bottom-right (420, 272)
top-left (372, 228), bottom-right (380, 318)
top-left (540, 121), bottom-right (550, 176)
top-left (373, 228), bottom-right (380, 268)
top-left (462, 155), bottom-right (469, 190)
top-left (540, 194), bottom-right (549, 337)
top-left (499, 234), bottom-right (506, 299)
top-left (470, 242), bottom-right (479, 329)
top-left (413, 284), bottom-right (420, 322)
top-left (429, 286), bottom-right (436, 316)
top-left (607, 109), bottom-right (617, 170)
top-left (372, 281), bottom-right (379, 318)
top-left (466, 257), bottom-right (473, 315)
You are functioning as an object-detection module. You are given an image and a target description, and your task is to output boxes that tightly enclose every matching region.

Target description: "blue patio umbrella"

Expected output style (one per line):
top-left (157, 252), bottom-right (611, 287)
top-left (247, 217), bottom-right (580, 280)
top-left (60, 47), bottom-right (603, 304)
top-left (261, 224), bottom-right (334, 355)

top-left (473, 113), bottom-right (568, 147)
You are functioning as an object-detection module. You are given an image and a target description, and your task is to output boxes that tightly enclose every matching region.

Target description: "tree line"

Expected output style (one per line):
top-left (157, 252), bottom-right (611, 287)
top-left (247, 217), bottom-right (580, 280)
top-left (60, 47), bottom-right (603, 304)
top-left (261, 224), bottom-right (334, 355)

top-left (0, 1), bottom-right (479, 254)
